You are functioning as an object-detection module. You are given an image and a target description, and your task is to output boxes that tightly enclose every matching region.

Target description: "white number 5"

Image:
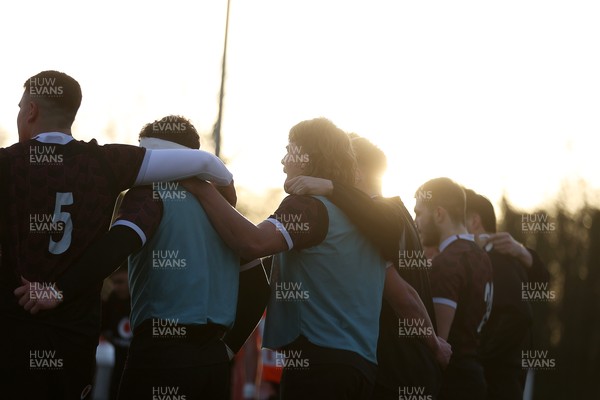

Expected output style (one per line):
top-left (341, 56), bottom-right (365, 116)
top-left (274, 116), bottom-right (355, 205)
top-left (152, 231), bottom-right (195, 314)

top-left (49, 192), bottom-right (73, 255)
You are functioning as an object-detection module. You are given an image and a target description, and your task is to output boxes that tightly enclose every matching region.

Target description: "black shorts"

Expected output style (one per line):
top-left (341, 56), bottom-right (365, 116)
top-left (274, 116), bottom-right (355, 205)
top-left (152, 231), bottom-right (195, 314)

top-left (117, 362), bottom-right (231, 400)
top-left (117, 320), bottom-right (230, 400)
top-left (281, 363), bottom-right (373, 400)
top-left (278, 336), bottom-right (376, 400)
top-left (439, 357), bottom-right (486, 400)
top-left (374, 336), bottom-right (443, 400)
top-left (482, 360), bottom-right (526, 400)
top-left (0, 316), bottom-right (96, 400)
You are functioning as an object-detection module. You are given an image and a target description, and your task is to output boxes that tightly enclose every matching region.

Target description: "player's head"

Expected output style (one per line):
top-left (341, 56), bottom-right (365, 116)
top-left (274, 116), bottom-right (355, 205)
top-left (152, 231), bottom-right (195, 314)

top-left (414, 177), bottom-right (466, 247)
top-left (464, 188), bottom-right (497, 234)
top-left (18, 71), bottom-right (82, 142)
top-left (283, 117), bottom-right (356, 185)
top-left (349, 133), bottom-right (387, 190)
top-left (138, 115), bottom-right (200, 149)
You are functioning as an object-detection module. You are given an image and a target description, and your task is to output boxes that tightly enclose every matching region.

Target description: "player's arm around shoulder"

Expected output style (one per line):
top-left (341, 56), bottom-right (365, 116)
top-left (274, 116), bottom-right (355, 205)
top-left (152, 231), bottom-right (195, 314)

top-left (134, 148), bottom-right (233, 187)
top-left (182, 179), bottom-right (287, 260)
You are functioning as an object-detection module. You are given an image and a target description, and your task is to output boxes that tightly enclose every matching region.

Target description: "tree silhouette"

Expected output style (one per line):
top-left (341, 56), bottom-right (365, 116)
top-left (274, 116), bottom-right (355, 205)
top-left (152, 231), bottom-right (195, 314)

top-left (499, 192), bottom-right (600, 399)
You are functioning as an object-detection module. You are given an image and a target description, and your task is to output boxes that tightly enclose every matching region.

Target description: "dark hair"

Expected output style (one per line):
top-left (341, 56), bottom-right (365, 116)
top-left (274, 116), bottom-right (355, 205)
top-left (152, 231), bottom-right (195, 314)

top-left (349, 134), bottom-right (387, 178)
top-left (24, 70), bottom-right (82, 125)
top-left (139, 115), bottom-right (200, 149)
top-left (416, 177), bottom-right (466, 225)
top-left (288, 118), bottom-right (356, 185)
top-left (464, 188), bottom-right (497, 233)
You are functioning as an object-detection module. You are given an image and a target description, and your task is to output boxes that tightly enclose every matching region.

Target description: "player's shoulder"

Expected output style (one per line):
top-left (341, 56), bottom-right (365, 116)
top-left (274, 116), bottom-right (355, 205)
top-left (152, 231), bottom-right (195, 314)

top-left (487, 250), bottom-right (514, 265)
top-left (114, 186), bottom-right (163, 226)
top-left (275, 195), bottom-right (329, 225)
top-left (121, 185), bottom-right (157, 205)
top-left (488, 250), bottom-right (525, 277)
top-left (432, 248), bottom-right (460, 270)
top-left (1, 140), bottom-right (28, 155)
top-left (380, 196), bottom-right (413, 219)
top-left (280, 194), bottom-right (327, 209)
top-left (376, 195), bottom-right (403, 210)
top-left (447, 239), bottom-right (482, 255)
top-left (452, 240), bottom-right (494, 276)
top-left (76, 140), bottom-right (146, 167)
top-left (84, 140), bottom-right (143, 153)
top-left (1, 139), bottom-right (66, 159)
top-left (434, 240), bottom-right (479, 267)
top-left (0, 138), bottom-right (140, 158)
top-left (379, 195), bottom-right (402, 206)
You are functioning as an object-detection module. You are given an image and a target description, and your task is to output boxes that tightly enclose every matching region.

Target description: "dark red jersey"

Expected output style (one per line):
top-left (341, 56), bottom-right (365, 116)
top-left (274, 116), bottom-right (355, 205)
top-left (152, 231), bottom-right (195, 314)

top-left (1, 134), bottom-right (145, 280)
top-left (267, 194), bottom-right (329, 250)
top-left (430, 238), bottom-right (493, 358)
top-left (0, 133), bottom-right (146, 334)
top-left (112, 186), bottom-right (163, 244)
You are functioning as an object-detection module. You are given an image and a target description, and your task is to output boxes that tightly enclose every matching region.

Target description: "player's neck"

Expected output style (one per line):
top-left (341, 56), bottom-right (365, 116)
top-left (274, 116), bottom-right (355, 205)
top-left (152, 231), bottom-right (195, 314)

top-left (32, 128), bottom-right (73, 138)
top-left (470, 227), bottom-right (486, 236)
top-left (439, 224), bottom-right (469, 244)
top-left (32, 120), bottom-right (73, 137)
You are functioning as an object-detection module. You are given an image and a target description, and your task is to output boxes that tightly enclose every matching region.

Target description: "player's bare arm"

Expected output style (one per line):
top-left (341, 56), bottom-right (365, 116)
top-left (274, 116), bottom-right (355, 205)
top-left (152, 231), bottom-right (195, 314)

top-left (487, 232), bottom-right (533, 267)
top-left (284, 176), bottom-right (333, 196)
top-left (433, 303), bottom-right (456, 341)
top-left (383, 267), bottom-right (452, 368)
top-left (13, 179), bottom-right (236, 315)
top-left (213, 180), bottom-right (237, 207)
top-left (14, 277), bottom-right (63, 314)
top-left (14, 225), bottom-right (143, 314)
top-left (182, 179), bottom-right (288, 260)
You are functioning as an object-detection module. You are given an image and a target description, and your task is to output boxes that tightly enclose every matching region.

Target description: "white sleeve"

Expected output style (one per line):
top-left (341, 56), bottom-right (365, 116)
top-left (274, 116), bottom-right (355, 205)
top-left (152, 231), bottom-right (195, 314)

top-left (134, 149), bottom-right (233, 186)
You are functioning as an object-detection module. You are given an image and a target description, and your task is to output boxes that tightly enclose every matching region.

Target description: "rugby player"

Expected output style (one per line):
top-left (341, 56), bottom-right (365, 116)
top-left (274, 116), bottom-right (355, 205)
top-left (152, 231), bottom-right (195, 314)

top-left (0, 71), bottom-right (234, 400)
top-left (464, 189), bottom-right (549, 400)
top-left (183, 118), bottom-right (389, 399)
top-left (414, 178), bottom-right (494, 400)
top-left (284, 135), bottom-right (448, 399)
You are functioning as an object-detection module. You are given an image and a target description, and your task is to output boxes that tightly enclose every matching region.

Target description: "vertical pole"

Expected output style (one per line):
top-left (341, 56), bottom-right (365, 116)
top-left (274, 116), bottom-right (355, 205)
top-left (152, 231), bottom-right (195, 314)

top-left (213, 0), bottom-right (231, 158)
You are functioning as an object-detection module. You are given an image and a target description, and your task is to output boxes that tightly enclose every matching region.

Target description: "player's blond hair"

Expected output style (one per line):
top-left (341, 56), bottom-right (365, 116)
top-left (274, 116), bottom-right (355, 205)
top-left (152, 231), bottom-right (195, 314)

top-left (349, 134), bottom-right (387, 179)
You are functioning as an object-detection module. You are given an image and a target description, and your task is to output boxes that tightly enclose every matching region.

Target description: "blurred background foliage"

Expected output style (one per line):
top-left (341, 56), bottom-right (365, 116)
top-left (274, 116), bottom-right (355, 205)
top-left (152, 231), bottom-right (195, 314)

top-left (499, 185), bottom-right (600, 399)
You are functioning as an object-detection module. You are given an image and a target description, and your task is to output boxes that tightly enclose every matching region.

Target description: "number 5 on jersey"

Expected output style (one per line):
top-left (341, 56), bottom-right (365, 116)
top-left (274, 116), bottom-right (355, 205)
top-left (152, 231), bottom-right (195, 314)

top-left (49, 192), bottom-right (73, 255)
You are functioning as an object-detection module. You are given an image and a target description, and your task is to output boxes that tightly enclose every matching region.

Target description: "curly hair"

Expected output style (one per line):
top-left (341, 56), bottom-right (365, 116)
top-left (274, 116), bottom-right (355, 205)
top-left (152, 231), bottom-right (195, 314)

top-left (288, 118), bottom-right (356, 185)
top-left (138, 115), bottom-right (200, 149)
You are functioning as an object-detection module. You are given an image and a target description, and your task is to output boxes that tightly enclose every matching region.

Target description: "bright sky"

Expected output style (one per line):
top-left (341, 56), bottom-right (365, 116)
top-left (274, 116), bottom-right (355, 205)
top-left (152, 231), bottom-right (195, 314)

top-left (1, 0), bottom-right (599, 218)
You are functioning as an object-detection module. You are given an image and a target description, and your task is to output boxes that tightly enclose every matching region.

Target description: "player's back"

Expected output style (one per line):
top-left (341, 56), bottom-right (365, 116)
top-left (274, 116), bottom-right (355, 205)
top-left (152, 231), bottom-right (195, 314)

top-left (431, 238), bottom-right (493, 358)
top-left (479, 250), bottom-right (532, 362)
top-left (0, 133), bottom-right (145, 333)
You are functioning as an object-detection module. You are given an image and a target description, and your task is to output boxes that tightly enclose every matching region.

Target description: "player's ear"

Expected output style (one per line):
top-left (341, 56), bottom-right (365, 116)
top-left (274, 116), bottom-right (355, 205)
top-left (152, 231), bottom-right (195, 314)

top-left (465, 213), bottom-right (478, 232)
top-left (26, 100), bottom-right (40, 123)
top-left (433, 206), bottom-right (443, 224)
top-left (473, 213), bottom-right (483, 231)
